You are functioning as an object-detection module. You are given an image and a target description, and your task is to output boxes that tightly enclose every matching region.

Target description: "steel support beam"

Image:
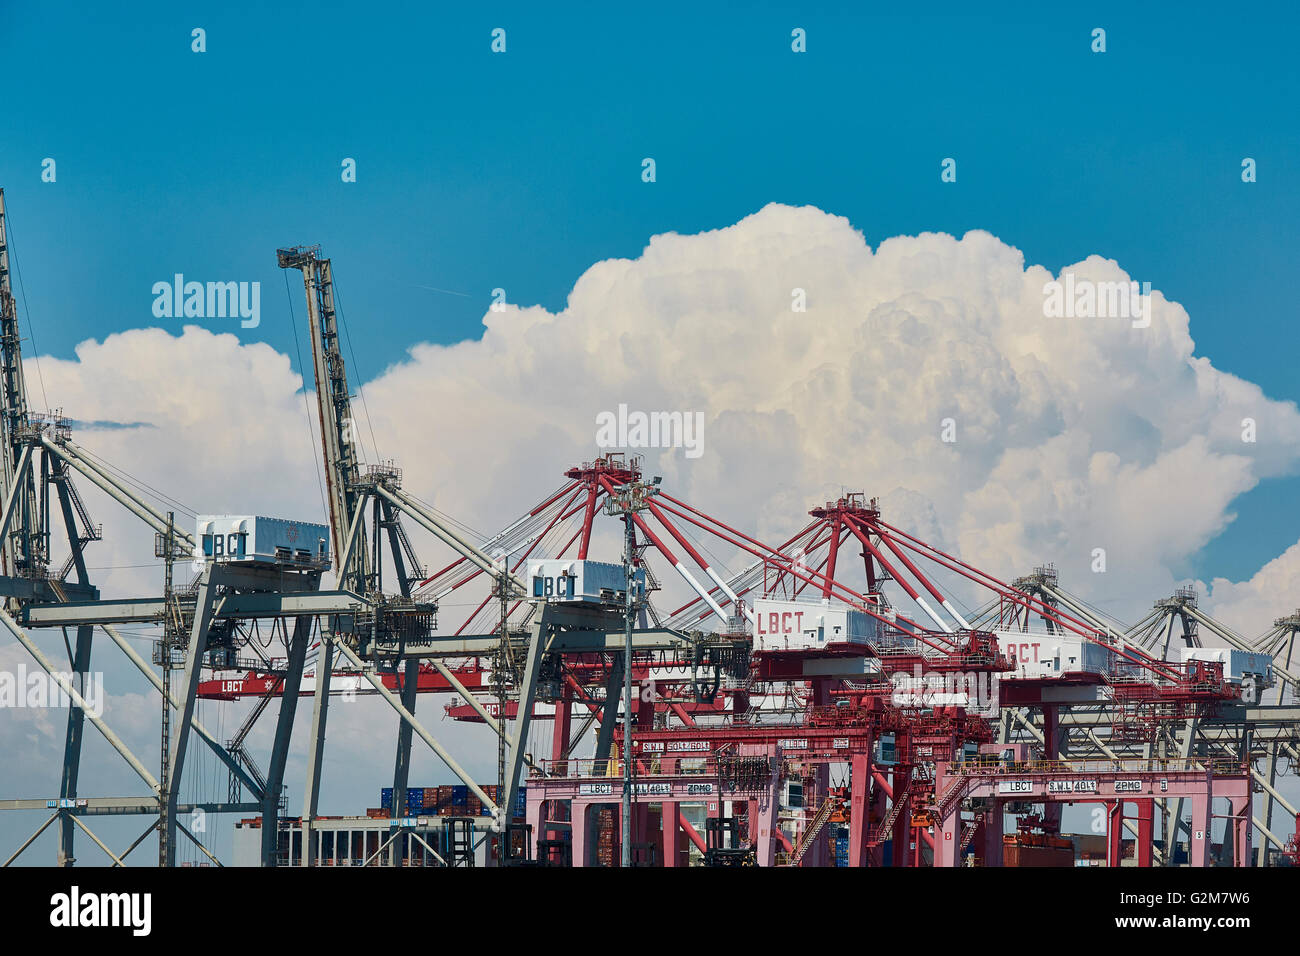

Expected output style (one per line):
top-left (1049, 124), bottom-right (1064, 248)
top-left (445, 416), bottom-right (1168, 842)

top-left (259, 615), bottom-right (311, 866)
top-left (336, 492), bottom-right (371, 592)
top-left (41, 438), bottom-right (194, 548)
top-left (377, 484), bottom-right (525, 591)
top-left (1165, 717), bottom-right (1200, 864)
top-left (24, 588), bottom-right (360, 628)
top-left (56, 624), bottom-right (93, 866)
top-left (3, 812), bottom-right (60, 867)
top-left (381, 496), bottom-right (420, 835)
top-left (163, 567), bottom-right (218, 865)
top-left (301, 631), bottom-right (334, 866)
top-left (332, 640), bottom-right (497, 814)
top-left (0, 442), bottom-right (31, 546)
top-left (1257, 632), bottom-right (1295, 866)
top-left (97, 620), bottom-right (262, 799)
top-left (594, 651), bottom-right (626, 774)
top-left (0, 608), bottom-right (158, 792)
top-left (67, 813), bottom-right (123, 866)
top-left (502, 620), bottom-right (547, 831)
top-left (425, 656), bottom-right (538, 774)
top-left (0, 799), bottom-right (259, 814)
top-left (176, 818), bottom-right (222, 867)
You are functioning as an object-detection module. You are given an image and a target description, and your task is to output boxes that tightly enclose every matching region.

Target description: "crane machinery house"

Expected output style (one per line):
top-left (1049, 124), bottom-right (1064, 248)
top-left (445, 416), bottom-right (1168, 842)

top-left (196, 515), bottom-right (330, 568)
top-left (752, 598), bottom-right (875, 650)
top-left (1180, 647), bottom-right (1273, 688)
top-left (994, 631), bottom-right (1112, 678)
top-left (526, 559), bottom-right (645, 605)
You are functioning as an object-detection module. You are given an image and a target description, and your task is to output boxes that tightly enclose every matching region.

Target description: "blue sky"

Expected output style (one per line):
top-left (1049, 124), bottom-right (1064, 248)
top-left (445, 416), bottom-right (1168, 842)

top-left (2, 0), bottom-right (1297, 582)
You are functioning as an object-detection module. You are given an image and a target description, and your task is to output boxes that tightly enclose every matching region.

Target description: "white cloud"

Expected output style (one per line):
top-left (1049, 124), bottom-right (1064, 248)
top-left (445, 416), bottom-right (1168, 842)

top-left (1202, 541), bottom-right (1300, 640)
top-left (358, 205), bottom-right (1300, 617)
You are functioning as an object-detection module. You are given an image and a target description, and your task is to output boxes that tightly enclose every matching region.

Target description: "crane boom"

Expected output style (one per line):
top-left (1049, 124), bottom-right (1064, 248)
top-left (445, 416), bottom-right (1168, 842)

top-left (0, 189), bottom-right (42, 577)
top-left (276, 246), bottom-right (371, 591)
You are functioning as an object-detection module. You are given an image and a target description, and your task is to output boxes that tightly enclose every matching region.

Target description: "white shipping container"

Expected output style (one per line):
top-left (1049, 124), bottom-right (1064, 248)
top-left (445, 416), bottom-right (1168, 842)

top-left (996, 630), bottom-right (1111, 679)
top-left (1180, 647), bottom-right (1273, 686)
top-left (752, 599), bottom-right (873, 651)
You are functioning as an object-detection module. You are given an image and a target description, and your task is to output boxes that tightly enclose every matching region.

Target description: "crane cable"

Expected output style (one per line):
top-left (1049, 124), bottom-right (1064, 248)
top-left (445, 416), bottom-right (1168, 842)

top-left (283, 270), bottom-right (329, 527)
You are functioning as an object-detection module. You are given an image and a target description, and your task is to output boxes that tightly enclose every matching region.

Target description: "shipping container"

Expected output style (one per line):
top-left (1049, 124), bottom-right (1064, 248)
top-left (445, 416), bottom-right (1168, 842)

top-left (1003, 834), bottom-right (1074, 867)
top-left (995, 630), bottom-right (1113, 679)
top-left (1180, 647), bottom-right (1273, 686)
top-left (525, 559), bottom-right (646, 606)
top-left (753, 598), bottom-right (874, 651)
top-left (196, 515), bottom-right (330, 568)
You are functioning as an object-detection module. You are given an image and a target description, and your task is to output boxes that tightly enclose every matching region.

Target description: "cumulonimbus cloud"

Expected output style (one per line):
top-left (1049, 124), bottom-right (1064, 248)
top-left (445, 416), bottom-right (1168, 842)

top-left (32, 203), bottom-right (1300, 629)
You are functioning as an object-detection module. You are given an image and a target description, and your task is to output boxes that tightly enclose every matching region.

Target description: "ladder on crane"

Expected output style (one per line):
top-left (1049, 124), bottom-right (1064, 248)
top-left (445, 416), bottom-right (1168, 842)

top-left (874, 791), bottom-right (909, 844)
top-left (226, 689), bottom-right (276, 803)
top-left (790, 795), bottom-right (840, 866)
top-left (54, 465), bottom-right (102, 580)
top-left (935, 773), bottom-right (975, 820)
top-left (959, 820), bottom-right (979, 853)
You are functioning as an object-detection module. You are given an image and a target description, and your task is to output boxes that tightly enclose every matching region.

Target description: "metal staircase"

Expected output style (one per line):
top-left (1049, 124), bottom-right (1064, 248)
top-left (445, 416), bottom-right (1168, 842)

top-left (225, 687), bottom-right (277, 802)
top-left (874, 791), bottom-right (909, 844)
top-left (790, 796), bottom-right (840, 866)
top-left (935, 773), bottom-right (975, 819)
top-left (54, 462), bottom-right (102, 580)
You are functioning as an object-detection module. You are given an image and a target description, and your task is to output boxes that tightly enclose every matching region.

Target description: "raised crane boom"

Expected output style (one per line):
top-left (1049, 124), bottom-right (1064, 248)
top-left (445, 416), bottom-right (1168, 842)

top-left (0, 188), bottom-right (43, 578)
top-left (276, 245), bottom-right (371, 592)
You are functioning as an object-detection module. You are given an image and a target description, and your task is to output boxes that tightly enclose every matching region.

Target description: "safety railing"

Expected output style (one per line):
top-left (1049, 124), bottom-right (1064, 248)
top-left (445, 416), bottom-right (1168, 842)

top-left (532, 754), bottom-right (723, 779)
top-left (949, 757), bottom-right (1245, 777)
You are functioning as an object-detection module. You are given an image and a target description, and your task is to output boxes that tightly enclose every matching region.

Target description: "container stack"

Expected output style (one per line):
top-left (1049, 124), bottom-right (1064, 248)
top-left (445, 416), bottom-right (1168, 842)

top-left (376, 782), bottom-right (525, 818)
